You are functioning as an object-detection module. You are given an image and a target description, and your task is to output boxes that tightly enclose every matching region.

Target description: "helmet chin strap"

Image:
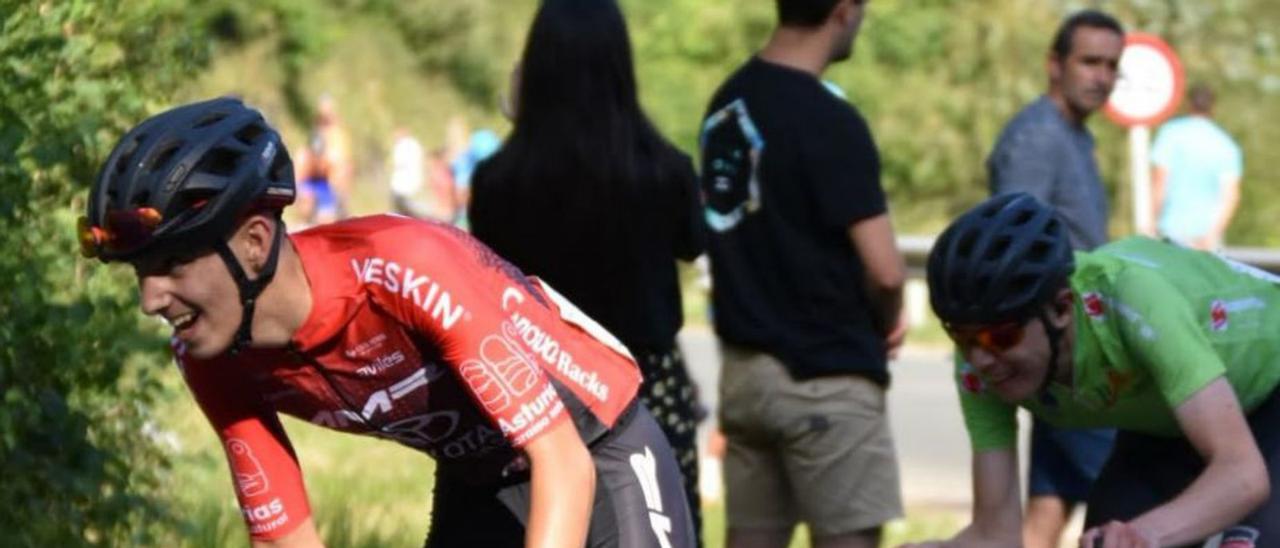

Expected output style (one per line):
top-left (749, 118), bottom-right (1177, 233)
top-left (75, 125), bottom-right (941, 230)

top-left (1036, 309), bottom-right (1064, 407)
top-left (213, 216), bottom-right (286, 356)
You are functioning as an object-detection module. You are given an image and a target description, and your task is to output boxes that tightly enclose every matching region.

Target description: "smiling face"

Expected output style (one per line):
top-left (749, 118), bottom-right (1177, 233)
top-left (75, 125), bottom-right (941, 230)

top-left (951, 290), bottom-right (1077, 403)
top-left (1048, 25), bottom-right (1123, 123)
top-left (133, 247), bottom-right (241, 359)
top-left (955, 317), bottom-right (1055, 402)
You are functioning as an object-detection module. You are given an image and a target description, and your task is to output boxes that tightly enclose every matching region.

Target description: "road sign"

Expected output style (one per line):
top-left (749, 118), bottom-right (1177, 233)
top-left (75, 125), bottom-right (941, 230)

top-left (1104, 33), bottom-right (1185, 127)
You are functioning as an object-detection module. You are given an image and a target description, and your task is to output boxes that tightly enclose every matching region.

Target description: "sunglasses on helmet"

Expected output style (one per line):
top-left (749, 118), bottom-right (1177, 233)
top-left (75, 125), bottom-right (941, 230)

top-left (78, 207), bottom-right (163, 259)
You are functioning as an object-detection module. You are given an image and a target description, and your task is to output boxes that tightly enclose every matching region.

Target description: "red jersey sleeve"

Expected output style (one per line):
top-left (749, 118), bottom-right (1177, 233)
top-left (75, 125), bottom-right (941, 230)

top-left (354, 222), bottom-right (570, 448)
top-left (173, 342), bottom-right (312, 541)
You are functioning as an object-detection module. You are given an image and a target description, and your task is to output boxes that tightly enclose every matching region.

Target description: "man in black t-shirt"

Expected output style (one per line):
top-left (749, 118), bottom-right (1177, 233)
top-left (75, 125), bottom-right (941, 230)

top-left (698, 1), bottom-right (906, 546)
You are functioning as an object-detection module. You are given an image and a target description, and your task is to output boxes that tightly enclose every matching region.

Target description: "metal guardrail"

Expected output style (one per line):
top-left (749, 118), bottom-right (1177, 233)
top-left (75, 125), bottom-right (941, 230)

top-left (898, 235), bottom-right (1280, 277)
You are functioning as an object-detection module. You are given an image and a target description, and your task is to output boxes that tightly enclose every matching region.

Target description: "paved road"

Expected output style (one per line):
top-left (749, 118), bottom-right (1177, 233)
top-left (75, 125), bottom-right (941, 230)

top-left (678, 326), bottom-right (1034, 508)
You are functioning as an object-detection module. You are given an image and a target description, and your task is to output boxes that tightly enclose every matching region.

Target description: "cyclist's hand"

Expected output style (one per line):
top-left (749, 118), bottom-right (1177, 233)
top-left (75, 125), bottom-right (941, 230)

top-left (1080, 521), bottom-right (1158, 548)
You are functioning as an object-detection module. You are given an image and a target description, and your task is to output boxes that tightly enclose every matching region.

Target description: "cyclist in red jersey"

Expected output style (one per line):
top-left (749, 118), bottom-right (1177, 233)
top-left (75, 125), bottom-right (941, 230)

top-left (78, 97), bottom-right (694, 548)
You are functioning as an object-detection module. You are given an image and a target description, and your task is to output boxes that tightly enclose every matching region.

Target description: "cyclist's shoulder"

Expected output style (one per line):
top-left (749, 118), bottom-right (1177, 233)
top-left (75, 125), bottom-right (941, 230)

top-left (295, 214), bottom-right (466, 259)
top-left (1076, 238), bottom-right (1188, 287)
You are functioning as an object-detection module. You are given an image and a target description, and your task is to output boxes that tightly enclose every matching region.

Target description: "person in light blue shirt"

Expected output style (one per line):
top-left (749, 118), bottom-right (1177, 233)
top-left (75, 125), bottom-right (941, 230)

top-left (1150, 83), bottom-right (1243, 250)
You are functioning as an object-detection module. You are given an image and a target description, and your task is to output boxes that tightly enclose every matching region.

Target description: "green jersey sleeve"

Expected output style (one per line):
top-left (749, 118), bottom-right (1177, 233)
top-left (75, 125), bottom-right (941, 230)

top-left (955, 352), bottom-right (1018, 451)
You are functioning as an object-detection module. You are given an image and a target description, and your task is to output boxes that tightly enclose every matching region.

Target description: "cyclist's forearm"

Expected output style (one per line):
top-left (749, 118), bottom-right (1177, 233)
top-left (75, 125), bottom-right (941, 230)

top-left (524, 422), bottom-right (595, 548)
top-left (525, 457), bottom-right (594, 548)
top-left (1130, 455), bottom-right (1268, 545)
top-left (964, 449), bottom-right (1022, 546)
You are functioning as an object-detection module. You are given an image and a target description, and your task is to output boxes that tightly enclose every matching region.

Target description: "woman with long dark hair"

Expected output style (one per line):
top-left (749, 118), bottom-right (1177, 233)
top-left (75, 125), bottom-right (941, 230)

top-left (470, 0), bottom-right (706, 543)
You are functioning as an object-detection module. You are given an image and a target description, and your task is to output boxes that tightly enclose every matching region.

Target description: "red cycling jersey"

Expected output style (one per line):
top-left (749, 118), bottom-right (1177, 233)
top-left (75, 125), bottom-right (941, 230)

top-left (174, 215), bottom-right (641, 540)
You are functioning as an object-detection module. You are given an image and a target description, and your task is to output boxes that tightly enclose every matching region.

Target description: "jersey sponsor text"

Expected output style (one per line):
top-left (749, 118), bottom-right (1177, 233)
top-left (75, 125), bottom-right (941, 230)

top-left (352, 257), bottom-right (466, 330)
top-left (498, 382), bottom-right (564, 444)
top-left (507, 313), bottom-right (609, 402)
top-left (243, 497), bottom-right (289, 535)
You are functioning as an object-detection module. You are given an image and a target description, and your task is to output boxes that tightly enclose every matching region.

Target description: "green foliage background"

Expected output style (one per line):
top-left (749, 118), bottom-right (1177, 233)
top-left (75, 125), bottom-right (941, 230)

top-left (3, 0), bottom-right (1279, 544)
top-left (0, 1), bottom-right (208, 544)
top-left (187, 0), bottom-right (1280, 241)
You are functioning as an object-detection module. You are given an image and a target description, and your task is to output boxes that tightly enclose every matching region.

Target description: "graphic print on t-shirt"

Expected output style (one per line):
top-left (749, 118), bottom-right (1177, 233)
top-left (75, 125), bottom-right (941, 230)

top-left (701, 99), bottom-right (763, 233)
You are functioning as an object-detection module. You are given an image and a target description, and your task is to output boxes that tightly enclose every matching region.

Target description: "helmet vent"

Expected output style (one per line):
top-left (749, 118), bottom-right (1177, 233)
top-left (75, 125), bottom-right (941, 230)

top-left (234, 125), bottom-right (264, 146)
top-left (149, 144), bottom-right (181, 174)
top-left (1011, 209), bottom-right (1034, 226)
top-left (175, 189), bottom-right (216, 213)
top-left (984, 237), bottom-right (1011, 261)
top-left (193, 112), bottom-right (227, 129)
top-left (956, 231), bottom-right (978, 255)
top-left (1009, 274), bottom-right (1036, 297)
top-left (1027, 240), bottom-right (1051, 261)
top-left (195, 147), bottom-right (241, 177)
top-left (115, 139), bottom-right (141, 174)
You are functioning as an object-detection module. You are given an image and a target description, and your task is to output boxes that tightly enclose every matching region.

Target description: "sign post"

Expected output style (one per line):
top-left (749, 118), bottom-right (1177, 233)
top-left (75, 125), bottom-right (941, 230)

top-left (1103, 33), bottom-right (1184, 236)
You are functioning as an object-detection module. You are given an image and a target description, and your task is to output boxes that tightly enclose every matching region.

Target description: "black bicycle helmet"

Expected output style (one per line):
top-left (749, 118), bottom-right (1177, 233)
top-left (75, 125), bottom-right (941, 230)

top-left (927, 193), bottom-right (1074, 326)
top-left (82, 97), bottom-right (295, 262)
top-left (83, 97), bottom-right (296, 354)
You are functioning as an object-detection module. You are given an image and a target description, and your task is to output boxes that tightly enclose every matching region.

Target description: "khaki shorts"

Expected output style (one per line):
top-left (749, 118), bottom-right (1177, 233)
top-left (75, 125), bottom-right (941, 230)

top-left (718, 343), bottom-right (903, 537)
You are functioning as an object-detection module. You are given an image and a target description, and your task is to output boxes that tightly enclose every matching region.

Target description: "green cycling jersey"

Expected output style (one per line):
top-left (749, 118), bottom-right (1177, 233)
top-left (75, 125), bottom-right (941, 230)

top-left (959, 237), bottom-right (1280, 451)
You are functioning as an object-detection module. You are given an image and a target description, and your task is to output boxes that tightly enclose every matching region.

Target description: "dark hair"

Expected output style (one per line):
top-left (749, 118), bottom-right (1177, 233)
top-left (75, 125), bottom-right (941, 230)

top-left (472, 0), bottom-right (691, 241)
top-left (1050, 9), bottom-right (1124, 59)
top-left (1189, 83), bottom-right (1215, 113)
top-left (775, 0), bottom-right (843, 27)
top-left (469, 0), bottom-right (698, 351)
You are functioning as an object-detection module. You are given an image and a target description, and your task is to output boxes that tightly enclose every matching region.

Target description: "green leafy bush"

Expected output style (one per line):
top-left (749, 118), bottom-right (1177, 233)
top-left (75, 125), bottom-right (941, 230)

top-left (0, 1), bottom-right (208, 544)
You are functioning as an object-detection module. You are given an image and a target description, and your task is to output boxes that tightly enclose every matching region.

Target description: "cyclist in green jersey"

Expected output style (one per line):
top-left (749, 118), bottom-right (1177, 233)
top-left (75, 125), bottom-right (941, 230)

top-left (910, 193), bottom-right (1280, 548)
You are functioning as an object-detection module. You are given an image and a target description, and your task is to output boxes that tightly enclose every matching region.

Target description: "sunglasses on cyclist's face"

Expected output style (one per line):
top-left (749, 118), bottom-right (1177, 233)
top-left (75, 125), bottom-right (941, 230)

top-left (78, 207), bottom-right (163, 259)
top-left (945, 319), bottom-right (1030, 354)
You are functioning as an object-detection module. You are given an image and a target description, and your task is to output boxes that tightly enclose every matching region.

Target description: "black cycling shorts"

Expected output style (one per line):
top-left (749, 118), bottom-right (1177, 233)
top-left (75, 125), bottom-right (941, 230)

top-left (1085, 383), bottom-right (1280, 547)
top-left (425, 404), bottom-right (695, 548)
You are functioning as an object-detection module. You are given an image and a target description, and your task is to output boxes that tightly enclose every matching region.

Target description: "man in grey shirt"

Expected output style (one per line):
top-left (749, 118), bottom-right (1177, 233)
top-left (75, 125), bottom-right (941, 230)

top-left (985, 10), bottom-right (1124, 548)
top-left (988, 97), bottom-right (1108, 249)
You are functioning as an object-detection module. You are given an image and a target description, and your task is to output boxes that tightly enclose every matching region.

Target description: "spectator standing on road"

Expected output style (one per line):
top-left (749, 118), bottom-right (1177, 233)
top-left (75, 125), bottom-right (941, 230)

top-left (313, 94), bottom-right (354, 215)
top-left (1148, 83), bottom-right (1244, 251)
top-left (425, 147), bottom-right (460, 222)
top-left (698, 0), bottom-right (906, 546)
top-left (388, 127), bottom-right (430, 220)
top-left (469, 0), bottom-right (707, 544)
top-left (386, 128), bottom-right (453, 222)
top-left (984, 10), bottom-right (1124, 548)
top-left (292, 133), bottom-right (340, 227)
top-left (293, 94), bottom-right (354, 226)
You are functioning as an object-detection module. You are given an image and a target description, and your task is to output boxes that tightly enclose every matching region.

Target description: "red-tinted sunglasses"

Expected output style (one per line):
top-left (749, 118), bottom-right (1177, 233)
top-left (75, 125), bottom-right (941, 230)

top-left (945, 320), bottom-right (1028, 354)
top-left (78, 207), bottom-right (163, 259)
